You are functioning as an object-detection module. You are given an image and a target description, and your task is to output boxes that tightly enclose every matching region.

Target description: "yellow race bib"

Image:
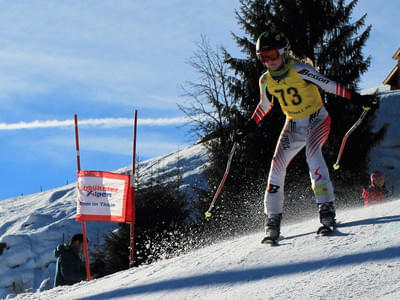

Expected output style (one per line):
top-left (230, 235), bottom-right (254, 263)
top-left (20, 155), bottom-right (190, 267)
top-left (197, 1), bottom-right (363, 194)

top-left (261, 62), bottom-right (323, 119)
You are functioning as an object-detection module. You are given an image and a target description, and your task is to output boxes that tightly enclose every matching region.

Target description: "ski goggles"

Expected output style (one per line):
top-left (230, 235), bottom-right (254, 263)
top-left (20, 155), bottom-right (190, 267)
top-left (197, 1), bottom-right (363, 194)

top-left (257, 48), bottom-right (284, 62)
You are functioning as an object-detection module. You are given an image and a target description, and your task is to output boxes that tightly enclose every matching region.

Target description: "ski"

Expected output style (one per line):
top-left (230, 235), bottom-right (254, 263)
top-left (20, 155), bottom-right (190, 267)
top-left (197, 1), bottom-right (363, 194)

top-left (261, 235), bottom-right (284, 246)
top-left (317, 225), bottom-right (334, 236)
top-left (261, 236), bottom-right (278, 246)
top-left (317, 221), bottom-right (339, 236)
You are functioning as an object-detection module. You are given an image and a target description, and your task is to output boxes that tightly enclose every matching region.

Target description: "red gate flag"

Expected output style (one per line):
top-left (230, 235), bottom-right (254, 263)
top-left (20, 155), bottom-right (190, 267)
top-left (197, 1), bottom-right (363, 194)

top-left (76, 170), bottom-right (134, 223)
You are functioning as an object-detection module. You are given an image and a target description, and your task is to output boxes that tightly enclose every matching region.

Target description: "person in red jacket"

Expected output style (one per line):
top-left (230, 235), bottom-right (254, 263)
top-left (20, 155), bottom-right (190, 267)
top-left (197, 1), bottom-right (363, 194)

top-left (362, 171), bottom-right (388, 206)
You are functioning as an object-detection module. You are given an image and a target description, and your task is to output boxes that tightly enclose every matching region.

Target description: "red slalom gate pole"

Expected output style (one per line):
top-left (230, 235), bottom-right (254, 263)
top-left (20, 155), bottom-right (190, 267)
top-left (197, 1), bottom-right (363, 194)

top-left (74, 114), bottom-right (91, 281)
top-left (74, 114), bottom-right (81, 172)
top-left (129, 110), bottom-right (138, 267)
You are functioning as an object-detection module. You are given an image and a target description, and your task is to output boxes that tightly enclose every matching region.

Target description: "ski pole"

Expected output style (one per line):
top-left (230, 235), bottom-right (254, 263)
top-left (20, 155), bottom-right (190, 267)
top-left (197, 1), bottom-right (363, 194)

top-left (205, 142), bottom-right (237, 218)
top-left (333, 107), bottom-right (369, 170)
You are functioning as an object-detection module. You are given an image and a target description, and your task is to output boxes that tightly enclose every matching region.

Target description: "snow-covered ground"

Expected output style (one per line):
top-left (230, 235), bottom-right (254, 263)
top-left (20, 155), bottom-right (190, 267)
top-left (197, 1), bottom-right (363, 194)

top-left (10, 198), bottom-right (400, 300)
top-left (0, 90), bottom-right (399, 299)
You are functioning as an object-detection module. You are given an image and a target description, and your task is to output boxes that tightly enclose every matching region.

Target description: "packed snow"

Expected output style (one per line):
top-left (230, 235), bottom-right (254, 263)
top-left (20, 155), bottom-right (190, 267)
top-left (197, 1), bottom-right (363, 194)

top-left (0, 90), bottom-right (399, 299)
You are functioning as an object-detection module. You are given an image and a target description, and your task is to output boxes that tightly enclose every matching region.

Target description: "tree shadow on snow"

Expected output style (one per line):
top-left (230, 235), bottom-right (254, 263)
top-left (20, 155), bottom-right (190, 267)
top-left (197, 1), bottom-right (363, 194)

top-left (78, 245), bottom-right (400, 299)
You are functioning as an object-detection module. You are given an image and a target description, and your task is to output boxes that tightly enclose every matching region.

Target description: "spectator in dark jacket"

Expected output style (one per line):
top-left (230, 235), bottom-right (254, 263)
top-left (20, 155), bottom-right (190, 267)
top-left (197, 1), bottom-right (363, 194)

top-left (54, 233), bottom-right (87, 287)
top-left (362, 171), bottom-right (388, 207)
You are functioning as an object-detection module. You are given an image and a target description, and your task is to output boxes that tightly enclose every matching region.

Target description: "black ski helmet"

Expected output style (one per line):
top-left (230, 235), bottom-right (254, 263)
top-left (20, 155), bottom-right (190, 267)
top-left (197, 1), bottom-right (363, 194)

top-left (256, 30), bottom-right (289, 55)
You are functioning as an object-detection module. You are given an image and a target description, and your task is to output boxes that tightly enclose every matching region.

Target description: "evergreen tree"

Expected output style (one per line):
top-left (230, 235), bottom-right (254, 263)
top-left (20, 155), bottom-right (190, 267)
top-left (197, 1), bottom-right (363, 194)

top-left (226, 0), bottom-right (371, 99)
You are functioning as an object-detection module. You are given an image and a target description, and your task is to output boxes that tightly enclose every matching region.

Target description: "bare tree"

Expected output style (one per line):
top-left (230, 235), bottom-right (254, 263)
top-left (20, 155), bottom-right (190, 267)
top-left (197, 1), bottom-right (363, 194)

top-left (179, 36), bottom-right (242, 151)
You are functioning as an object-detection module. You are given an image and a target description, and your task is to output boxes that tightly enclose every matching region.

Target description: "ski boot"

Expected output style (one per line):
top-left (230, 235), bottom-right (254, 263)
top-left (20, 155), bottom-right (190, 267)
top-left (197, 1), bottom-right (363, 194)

top-left (317, 202), bottom-right (336, 235)
top-left (261, 213), bottom-right (282, 245)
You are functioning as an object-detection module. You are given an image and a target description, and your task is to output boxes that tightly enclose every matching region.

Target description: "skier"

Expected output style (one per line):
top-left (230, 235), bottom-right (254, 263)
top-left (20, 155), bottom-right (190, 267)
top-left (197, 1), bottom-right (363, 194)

top-left (234, 28), bottom-right (378, 243)
top-left (362, 171), bottom-right (388, 206)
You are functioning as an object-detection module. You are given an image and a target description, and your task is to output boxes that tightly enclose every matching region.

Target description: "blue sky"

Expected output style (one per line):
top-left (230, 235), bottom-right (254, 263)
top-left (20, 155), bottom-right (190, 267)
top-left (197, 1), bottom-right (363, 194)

top-left (0, 1), bottom-right (399, 200)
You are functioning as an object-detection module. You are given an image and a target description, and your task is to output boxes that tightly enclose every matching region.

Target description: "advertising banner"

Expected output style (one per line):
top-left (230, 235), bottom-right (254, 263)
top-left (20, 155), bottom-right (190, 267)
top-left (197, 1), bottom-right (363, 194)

top-left (76, 170), bottom-right (134, 223)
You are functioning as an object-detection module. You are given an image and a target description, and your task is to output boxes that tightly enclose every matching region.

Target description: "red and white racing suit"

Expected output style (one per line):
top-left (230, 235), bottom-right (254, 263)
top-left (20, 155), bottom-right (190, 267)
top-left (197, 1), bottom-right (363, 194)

top-left (251, 60), bottom-right (352, 215)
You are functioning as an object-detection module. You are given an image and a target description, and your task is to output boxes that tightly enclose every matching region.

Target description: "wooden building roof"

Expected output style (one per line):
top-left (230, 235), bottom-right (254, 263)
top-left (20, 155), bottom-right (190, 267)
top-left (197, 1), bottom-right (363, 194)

top-left (383, 47), bottom-right (400, 86)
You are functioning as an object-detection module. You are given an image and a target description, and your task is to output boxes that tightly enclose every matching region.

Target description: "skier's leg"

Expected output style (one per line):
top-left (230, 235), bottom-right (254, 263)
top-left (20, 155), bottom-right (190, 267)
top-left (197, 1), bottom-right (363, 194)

top-left (305, 108), bottom-right (335, 226)
top-left (264, 119), bottom-right (305, 215)
top-left (305, 111), bottom-right (334, 204)
top-left (263, 119), bottom-right (305, 242)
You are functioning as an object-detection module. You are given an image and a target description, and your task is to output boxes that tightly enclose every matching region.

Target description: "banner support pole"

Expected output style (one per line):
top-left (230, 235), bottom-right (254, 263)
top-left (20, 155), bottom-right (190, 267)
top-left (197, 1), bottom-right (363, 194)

top-left (74, 114), bottom-right (81, 171)
top-left (74, 114), bottom-right (91, 281)
top-left (129, 110), bottom-right (137, 268)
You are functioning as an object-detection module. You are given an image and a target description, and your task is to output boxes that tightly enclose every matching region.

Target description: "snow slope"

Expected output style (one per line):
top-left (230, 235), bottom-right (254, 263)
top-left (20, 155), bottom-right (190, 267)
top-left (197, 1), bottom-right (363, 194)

top-left (12, 198), bottom-right (400, 300)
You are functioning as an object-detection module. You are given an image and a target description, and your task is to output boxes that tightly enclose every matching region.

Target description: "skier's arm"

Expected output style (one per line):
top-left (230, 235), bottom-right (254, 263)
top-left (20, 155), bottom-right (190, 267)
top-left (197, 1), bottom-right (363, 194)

top-left (294, 62), bottom-right (378, 108)
top-left (294, 62), bottom-right (352, 99)
top-left (233, 75), bottom-right (273, 143)
top-left (252, 75), bottom-right (274, 124)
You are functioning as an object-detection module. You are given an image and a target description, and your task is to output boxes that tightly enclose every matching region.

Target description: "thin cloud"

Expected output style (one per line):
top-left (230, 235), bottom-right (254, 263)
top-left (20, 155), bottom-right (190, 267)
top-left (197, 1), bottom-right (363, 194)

top-left (21, 133), bottom-right (190, 161)
top-left (0, 116), bottom-right (191, 130)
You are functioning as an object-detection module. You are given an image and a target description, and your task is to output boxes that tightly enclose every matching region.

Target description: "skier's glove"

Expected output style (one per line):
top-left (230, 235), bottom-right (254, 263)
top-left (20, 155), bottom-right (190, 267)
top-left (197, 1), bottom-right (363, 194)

top-left (233, 119), bottom-right (257, 143)
top-left (350, 91), bottom-right (379, 110)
